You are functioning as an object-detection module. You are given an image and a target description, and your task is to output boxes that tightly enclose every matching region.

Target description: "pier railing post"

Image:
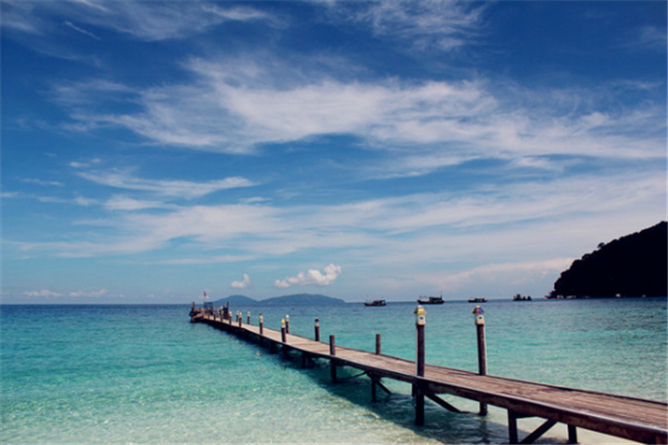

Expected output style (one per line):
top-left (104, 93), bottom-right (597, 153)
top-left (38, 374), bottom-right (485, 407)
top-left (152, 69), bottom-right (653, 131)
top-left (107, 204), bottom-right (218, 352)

top-left (415, 305), bottom-right (426, 426)
top-left (259, 313), bottom-right (264, 335)
top-left (285, 315), bottom-right (290, 334)
top-left (315, 318), bottom-right (320, 342)
top-left (281, 319), bottom-right (287, 343)
top-left (473, 305), bottom-right (488, 416)
top-left (376, 333), bottom-right (381, 355)
top-left (247, 311), bottom-right (251, 325)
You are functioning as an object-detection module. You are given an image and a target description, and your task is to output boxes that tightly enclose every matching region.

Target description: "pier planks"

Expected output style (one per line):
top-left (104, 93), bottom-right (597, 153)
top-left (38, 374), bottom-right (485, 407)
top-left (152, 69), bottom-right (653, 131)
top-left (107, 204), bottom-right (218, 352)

top-left (194, 313), bottom-right (667, 444)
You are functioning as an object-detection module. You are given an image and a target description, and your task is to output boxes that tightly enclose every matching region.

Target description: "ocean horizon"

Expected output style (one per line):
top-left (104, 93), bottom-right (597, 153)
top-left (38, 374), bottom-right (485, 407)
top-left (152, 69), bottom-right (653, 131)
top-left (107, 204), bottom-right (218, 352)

top-left (2, 298), bottom-right (666, 444)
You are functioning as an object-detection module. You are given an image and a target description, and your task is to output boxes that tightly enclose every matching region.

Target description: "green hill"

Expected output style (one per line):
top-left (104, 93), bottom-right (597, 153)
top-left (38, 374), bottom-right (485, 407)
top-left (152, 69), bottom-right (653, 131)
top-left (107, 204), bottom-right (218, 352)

top-left (212, 293), bottom-right (345, 306)
top-left (262, 293), bottom-right (345, 305)
top-left (551, 221), bottom-right (667, 298)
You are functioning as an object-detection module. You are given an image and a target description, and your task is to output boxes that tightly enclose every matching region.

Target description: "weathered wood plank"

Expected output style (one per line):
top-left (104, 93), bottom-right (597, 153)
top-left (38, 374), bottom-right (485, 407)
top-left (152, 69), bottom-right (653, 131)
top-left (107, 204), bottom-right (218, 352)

top-left (195, 313), bottom-right (667, 444)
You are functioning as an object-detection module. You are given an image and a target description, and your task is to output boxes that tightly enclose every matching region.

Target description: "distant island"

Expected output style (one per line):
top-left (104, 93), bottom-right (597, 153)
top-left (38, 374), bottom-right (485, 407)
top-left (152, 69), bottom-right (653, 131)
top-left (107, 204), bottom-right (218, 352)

top-left (211, 293), bottom-right (346, 306)
top-left (550, 221), bottom-right (667, 299)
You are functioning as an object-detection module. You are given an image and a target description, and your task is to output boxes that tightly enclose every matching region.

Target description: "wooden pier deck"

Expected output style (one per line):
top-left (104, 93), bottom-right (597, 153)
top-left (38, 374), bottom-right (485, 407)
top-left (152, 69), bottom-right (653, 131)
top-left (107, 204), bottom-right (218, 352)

top-left (191, 311), bottom-right (668, 444)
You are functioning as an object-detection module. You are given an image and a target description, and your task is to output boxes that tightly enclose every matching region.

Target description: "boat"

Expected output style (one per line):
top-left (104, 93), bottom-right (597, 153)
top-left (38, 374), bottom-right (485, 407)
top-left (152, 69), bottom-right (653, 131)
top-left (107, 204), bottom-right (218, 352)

top-left (364, 299), bottom-right (386, 307)
top-left (512, 294), bottom-right (532, 301)
top-left (468, 298), bottom-right (487, 303)
top-left (417, 295), bottom-right (444, 304)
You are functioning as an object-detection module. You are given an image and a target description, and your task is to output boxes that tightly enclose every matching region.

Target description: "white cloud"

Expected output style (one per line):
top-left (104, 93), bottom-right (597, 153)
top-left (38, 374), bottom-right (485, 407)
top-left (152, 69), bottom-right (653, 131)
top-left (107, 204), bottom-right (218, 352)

top-left (4, 1), bottom-right (282, 42)
top-left (53, 55), bottom-right (664, 171)
top-left (64, 20), bottom-right (100, 40)
top-left (14, 170), bottom-right (664, 265)
top-left (230, 273), bottom-right (252, 289)
top-left (22, 178), bottom-right (64, 187)
top-left (69, 288), bottom-right (108, 297)
top-left (339, 0), bottom-right (486, 52)
top-left (22, 289), bottom-right (62, 297)
top-left (105, 196), bottom-right (168, 211)
top-left (77, 169), bottom-right (257, 198)
top-left (275, 264), bottom-right (342, 288)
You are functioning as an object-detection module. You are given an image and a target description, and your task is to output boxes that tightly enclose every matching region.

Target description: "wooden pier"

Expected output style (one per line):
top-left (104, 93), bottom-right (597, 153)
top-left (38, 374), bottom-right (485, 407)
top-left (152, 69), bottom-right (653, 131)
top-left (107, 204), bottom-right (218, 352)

top-left (190, 307), bottom-right (667, 444)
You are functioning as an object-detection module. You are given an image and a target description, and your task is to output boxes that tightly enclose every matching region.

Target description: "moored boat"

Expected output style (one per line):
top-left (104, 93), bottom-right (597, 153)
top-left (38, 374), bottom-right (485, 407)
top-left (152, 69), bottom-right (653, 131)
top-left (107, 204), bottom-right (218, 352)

top-left (364, 299), bottom-right (386, 306)
top-left (468, 297), bottom-right (487, 303)
top-left (417, 295), bottom-right (444, 304)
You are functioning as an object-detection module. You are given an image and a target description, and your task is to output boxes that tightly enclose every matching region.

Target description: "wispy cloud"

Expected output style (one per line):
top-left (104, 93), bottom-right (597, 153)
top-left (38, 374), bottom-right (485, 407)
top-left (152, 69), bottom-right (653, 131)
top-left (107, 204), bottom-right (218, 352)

top-left (69, 288), bottom-right (108, 297)
top-left (329, 0), bottom-right (485, 52)
top-left (104, 196), bottom-right (170, 211)
top-left (275, 264), bottom-right (342, 288)
top-left (4, 1), bottom-right (284, 42)
top-left (22, 289), bottom-right (62, 297)
top-left (14, 170), bottom-right (664, 261)
top-left (53, 55), bottom-right (664, 172)
top-left (22, 178), bottom-right (64, 187)
top-left (622, 25), bottom-right (667, 52)
top-left (76, 169), bottom-right (257, 198)
top-left (64, 20), bottom-right (100, 40)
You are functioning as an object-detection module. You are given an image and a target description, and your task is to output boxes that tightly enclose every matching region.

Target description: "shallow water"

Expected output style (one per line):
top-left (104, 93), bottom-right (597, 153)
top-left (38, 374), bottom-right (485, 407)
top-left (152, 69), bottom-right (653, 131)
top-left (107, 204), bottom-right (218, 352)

top-left (1, 298), bottom-right (666, 443)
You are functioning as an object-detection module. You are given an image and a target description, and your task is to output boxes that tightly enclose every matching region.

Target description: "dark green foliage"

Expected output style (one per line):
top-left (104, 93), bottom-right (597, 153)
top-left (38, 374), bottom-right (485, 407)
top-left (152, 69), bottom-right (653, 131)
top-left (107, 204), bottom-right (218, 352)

top-left (552, 222), bottom-right (667, 298)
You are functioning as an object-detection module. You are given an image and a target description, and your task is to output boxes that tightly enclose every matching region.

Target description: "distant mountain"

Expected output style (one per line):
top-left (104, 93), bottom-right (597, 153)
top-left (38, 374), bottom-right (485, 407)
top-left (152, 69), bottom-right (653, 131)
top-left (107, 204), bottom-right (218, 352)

top-left (262, 293), bottom-right (345, 306)
top-left (212, 295), bottom-right (258, 305)
top-left (211, 293), bottom-right (345, 306)
top-left (551, 221), bottom-right (667, 298)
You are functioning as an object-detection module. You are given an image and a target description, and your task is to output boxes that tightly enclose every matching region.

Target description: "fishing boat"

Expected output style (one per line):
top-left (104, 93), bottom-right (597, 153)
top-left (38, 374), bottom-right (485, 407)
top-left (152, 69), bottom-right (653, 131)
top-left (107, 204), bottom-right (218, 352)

top-left (417, 295), bottom-right (444, 304)
top-left (513, 294), bottom-right (532, 301)
top-left (468, 297), bottom-right (487, 303)
top-left (364, 299), bottom-right (386, 307)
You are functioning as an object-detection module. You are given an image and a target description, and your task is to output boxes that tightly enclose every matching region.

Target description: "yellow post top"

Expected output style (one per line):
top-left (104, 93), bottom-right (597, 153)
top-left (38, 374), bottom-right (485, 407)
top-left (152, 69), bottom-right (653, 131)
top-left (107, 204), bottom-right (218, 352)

top-left (415, 305), bottom-right (426, 325)
top-left (281, 318), bottom-right (286, 327)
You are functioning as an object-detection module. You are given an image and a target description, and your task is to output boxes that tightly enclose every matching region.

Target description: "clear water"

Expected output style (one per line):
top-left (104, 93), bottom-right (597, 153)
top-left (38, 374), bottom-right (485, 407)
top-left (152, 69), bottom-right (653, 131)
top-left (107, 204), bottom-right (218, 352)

top-left (1, 299), bottom-right (666, 444)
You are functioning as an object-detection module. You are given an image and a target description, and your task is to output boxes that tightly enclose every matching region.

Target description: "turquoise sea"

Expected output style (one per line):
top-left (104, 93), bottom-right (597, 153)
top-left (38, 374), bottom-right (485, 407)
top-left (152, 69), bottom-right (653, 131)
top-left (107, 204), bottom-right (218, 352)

top-left (1, 298), bottom-right (666, 444)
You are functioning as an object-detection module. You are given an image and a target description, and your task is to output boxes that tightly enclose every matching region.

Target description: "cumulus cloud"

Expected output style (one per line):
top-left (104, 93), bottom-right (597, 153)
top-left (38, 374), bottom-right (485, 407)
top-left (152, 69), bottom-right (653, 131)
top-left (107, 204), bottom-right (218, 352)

top-left (275, 264), bottom-right (342, 288)
top-left (230, 273), bottom-right (252, 289)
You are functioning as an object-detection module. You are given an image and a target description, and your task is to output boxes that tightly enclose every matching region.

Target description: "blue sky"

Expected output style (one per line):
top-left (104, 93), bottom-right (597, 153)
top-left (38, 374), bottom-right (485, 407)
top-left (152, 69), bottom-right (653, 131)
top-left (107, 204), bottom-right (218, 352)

top-left (2, 1), bottom-right (666, 304)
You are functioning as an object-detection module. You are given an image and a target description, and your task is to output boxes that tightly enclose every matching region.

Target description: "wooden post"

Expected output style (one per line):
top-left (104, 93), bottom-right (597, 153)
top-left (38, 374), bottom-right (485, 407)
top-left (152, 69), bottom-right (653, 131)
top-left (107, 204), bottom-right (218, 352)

top-left (281, 319), bottom-right (287, 343)
top-left (376, 333), bottom-right (381, 355)
top-left (314, 318), bottom-right (320, 342)
top-left (473, 305), bottom-right (488, 416)
top-left (415, 305), bottom-right (426, 426)
top-left (329, 335), bottom-right (337, 383)
top-left (259, 313), bottom-right (264, 335)
top-left (508, 410), bottom-right (519, 444)
top-left (285, 315), bottom-right (290, 334)
top-left (568, 425), bottom-right (578, 444)
top-left (247, 311), bottom-right (251, 324)
top-left (371, 374), bottom-right (378, 402)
